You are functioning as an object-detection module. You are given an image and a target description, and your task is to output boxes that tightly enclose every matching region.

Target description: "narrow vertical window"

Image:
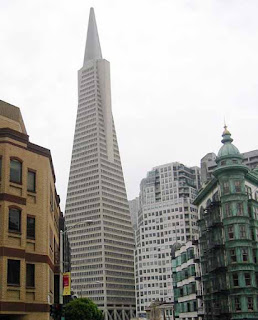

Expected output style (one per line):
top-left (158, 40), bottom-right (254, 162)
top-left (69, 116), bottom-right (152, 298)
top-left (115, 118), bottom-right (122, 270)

top-left (9, 208), bottom-right (21, 232)
top-left (230, 249), bottom-right (236, 263)
top-left (27, 216), bottom-right (35, 239)
top-left (235, 297), bottom-right (241, 311)
top-left (10, 159), bottom-right (22, 183)
top-left (7, 259), bottom-right (20, 285)
top-left (234, 181), bottom-right (241, 192)
top-left (225, 203), bottom-right (231, 217)
top-left (239, 225), bottom-right (246, 238)
top-left (244, 273), bottom-right (251, 286)
top-left (228, 225), bottom-right (234, 239)
top-left (26, 264), bottom-right (35, 287)
top-left (27, 170), bottom-right (36, 192)
top-left (237, 203), bottom-right (244, 216)
top-left (242, 248), bottom-right (248, 262)
top-left (223, 181), bottom-right (229, 194)
top-left (247, 297), bottom-right (253, 311)
top-left (232, 273), bottom-right (239, 286)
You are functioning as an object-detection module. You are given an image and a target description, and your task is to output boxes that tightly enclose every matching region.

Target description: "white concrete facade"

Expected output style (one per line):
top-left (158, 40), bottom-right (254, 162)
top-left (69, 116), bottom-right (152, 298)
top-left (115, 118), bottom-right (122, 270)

top-left (65, 8), bottom-right (135, 320)
top-left (135, 162), bottom-right (200, 317)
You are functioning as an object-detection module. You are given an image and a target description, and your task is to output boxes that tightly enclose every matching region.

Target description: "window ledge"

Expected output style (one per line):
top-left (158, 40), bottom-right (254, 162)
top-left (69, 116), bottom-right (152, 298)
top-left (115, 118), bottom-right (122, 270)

top-left (8, 231), bottom-right (21, 237)
top-left (26, 286), bottom-right (35, 291)
top-left (10, 181), bottom-right (22, 186)
top-left (7, 284), bottom-right (20, 288)
top-left (27, 237), bottom-right (35, 242)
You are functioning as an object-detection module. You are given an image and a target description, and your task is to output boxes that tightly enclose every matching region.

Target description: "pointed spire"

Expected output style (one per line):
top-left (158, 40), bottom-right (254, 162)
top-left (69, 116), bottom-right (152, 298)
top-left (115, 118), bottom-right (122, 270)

top-left (83, 8), bottom-right (102, 65)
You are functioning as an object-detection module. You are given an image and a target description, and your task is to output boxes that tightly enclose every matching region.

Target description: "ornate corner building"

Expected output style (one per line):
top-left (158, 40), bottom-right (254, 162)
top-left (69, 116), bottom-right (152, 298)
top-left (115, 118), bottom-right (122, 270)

top-left (194, 127), bottom-right (258, 320)
top-left (0, 100), bottom-right (62, 319)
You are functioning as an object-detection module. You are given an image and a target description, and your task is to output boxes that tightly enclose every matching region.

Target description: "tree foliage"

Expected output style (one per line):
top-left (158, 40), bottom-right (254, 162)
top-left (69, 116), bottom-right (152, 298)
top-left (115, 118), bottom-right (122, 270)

top-left (64, 298), bottom-right (103, 320)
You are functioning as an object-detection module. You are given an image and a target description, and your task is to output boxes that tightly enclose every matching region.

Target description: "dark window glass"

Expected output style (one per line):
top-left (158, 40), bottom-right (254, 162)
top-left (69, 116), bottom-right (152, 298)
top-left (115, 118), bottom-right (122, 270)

top-left (235, 181), bottom-right (241, 192)
top-left (27, 171), bottom-right (36, 192)
top-left (235, 297), bottom-right (241, 311)
top-left (242, 248), bottom-right (248, 262)
top-left (253, 249), bottom-right (257, 263)
top-left (230, 249), bottom-right (236, 262)
top-left (247, 297), bottom-right (253, 310)
top-left (245, 273), bottom-right (251, 286)
top-left (27, 216), bottom-right (35, 239)
top-left (9, 208), bottom-right (21, 232)
top-left (233, 273), bottom-right (239, 286)
top-left (228, 225), bottom-right (234, 239)
top-left (26, 264), bottom-right (35, 287)
top-left (10, 159), bottom-right (22, 183)
top-left (7, 259), bottom-right (20, 285)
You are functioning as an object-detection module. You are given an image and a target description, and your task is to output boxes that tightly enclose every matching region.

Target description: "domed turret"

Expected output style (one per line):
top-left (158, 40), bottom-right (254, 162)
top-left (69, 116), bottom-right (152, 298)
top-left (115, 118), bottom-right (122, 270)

top-left (216, 125), bottom-right (243, 167)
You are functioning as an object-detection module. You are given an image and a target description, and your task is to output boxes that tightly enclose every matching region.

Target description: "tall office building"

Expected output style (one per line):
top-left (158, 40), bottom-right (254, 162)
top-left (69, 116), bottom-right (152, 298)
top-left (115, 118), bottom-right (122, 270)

top-left (135, 162), bottom-right (200, 317)
top-left (65, 8), bottom-right (135, 320)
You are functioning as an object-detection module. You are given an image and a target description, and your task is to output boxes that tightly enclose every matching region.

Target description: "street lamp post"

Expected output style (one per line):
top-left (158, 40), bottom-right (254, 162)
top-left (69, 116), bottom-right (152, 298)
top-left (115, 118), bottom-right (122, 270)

top-left (59, 220), bottom-right (94, 304)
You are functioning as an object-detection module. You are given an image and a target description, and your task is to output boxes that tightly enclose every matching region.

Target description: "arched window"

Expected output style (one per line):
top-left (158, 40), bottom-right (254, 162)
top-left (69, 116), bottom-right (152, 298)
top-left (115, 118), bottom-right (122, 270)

top-left (10, 158), bottom-right (22, 184)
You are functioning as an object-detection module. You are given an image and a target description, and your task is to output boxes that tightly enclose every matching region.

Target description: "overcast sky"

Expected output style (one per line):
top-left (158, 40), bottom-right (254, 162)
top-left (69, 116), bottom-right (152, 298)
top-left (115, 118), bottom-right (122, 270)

top-left (1, 0), bottom-right (258, 210)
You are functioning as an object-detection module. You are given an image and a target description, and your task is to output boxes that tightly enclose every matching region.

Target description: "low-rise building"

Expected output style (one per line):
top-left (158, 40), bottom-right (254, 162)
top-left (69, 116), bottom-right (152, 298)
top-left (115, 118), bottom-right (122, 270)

top-left (172, 241), bottom-right (203, 320)
top-left (0, 100), bottom-right (61, 320)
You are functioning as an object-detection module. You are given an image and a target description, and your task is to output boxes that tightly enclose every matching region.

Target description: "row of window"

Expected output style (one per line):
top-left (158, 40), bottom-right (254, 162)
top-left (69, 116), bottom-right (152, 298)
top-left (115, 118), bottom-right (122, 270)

top-left (9, 208), bottom-right (35, 238)
top-left (2, 158), bottom-right (36, 192)
top-left (7, 259), bottom-right (35, 287)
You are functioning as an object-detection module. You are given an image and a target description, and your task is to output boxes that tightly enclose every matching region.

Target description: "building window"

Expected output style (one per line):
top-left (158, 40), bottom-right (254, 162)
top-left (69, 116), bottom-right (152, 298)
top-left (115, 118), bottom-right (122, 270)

top-left (245, 273), bottom-right (251, 286)
top-left (27, 170), bottom-right (36, 192)
top-left (9, 208), bottom-right (21, 232)
top-left (235, 297), bottom-right (241, 311)
top-left (225, 203), bottom-right (231, 217)
top-left (232, 273), bottom-right (239, 286)
top-left (223, 182), bottom-right (230, 194)
top-left (242, 248), bottom-right (248, 262)
top-left (234, 181), bottom-right (241, 192)
top-left (228, 225), bottom-right (234, 239)
top-left (26, 264), bottom-right (35, 287)
top-left (27, 216), bottom-right (35, 239)
top-left (239, 225), bottom-right (246, 238)
top-left (237, 203), bottom-right (244, 216)
top-left (247, 297), bottom-right (253, 311)
top-left (253, 249), bottom-right (257, 263)
top-left (230, 249), bottom-right (236, 263)
top-left (10, 159), bottom-right (22, 184)
top-left (7, 259), bottom-right (20, 285)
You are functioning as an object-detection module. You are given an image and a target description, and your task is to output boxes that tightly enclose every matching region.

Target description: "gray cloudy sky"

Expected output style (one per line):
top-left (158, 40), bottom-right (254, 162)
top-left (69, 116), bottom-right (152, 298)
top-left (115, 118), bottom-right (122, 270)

top-left (1, 0), bottom-right (258, 210)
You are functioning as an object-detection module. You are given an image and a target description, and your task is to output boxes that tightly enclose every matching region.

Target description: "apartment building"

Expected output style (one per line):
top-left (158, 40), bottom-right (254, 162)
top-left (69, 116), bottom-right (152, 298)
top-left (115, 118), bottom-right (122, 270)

top-left (135, 162), bottom-right (200, 317)
top-left (0, 100), bottom-right (61, 319)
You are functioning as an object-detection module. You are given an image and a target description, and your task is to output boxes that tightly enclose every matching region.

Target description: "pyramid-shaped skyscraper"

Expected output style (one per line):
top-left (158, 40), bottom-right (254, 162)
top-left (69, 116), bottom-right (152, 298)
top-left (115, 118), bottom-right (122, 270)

top-left (65, 8), bottom-right (136, 320)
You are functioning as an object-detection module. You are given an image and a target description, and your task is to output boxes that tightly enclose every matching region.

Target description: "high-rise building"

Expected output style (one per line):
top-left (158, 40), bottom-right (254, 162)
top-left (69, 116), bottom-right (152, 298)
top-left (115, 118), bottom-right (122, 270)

top-left (0, 100), bottom-right (62, 319)
top-left (134, 162), bottom-right (200, 317)
top-left (200, 150), bottom-right (258, 185)
top-left (194, 127), bottom-right (258, 319)
top-left (129, 197), bottom-right (140, 231)
top-left (64, 8), bottom-right (135, 320)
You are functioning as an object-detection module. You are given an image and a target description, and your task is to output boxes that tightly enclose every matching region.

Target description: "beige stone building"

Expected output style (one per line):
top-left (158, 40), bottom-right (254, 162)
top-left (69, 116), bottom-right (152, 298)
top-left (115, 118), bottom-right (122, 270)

top-left (0, 100), bottom-right (61, 320)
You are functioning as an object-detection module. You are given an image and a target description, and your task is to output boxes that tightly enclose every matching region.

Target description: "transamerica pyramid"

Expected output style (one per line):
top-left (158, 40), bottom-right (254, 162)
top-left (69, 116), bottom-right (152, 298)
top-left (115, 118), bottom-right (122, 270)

top-left (64, 8), bottom-right (136, 320)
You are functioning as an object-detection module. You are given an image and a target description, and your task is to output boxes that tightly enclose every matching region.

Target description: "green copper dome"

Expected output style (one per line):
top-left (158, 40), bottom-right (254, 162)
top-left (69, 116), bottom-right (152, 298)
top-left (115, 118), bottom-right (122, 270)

top-left (217, 126), bottom-right (241, 158)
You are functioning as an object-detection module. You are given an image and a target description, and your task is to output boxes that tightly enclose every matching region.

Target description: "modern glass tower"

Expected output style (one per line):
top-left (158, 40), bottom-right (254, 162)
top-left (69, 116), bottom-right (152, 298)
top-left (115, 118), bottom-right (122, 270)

top-left (65, 8), bottom-right (135, 320)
